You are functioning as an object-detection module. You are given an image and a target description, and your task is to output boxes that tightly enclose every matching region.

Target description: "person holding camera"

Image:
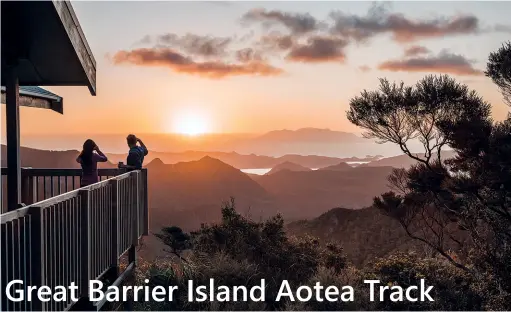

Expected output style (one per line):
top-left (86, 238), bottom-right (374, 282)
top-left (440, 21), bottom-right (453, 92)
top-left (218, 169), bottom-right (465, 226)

top-left (76, 139), bottom-right (108, 187)
top-left (119, 134), bottom-right (148, 171)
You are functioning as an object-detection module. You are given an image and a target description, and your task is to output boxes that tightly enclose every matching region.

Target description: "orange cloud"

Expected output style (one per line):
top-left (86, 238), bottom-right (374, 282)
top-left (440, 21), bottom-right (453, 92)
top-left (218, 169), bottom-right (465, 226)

top-left (404, 45), bottom-right (430, 57)
top-left (258, 33), bottom-right (295, 51)
top-left (378, 51), bottom-right (483, 76)
top-left (388, 15), bottom-right (480, 43)
top-left (329, 3), bottom-right (482, 43)
top-left (242, 8), bottom-right (319, 35)
top-left (155, 33), bottom-right (232, 58)
top-left (112, 48), bottom-right (283, 78)
top-left (235, 48), bottom-right (264, 63)
top-left (285, 36), bottom-right (347, 63)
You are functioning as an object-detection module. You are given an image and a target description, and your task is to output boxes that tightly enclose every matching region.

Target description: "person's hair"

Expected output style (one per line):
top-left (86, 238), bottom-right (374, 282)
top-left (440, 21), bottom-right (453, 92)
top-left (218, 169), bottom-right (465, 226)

top-left (127, 134), bottom-right (137, 146)
top-left (80, 139), bottom-right (96, 166)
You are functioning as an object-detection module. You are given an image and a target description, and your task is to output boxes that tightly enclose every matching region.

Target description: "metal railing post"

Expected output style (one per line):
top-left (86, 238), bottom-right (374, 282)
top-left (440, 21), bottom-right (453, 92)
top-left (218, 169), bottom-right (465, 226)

top-left (28, 206), bottom-right (43, 311)
top-left (132, 171), bottom-right (139, 248)
top-left (127, 172), bottom-right (139, 269)
top-left (21, 168), bottom-right (36, 205)
top-left (109, 179), bottom-right (119, 266)
top-left (142, 168), bottom-right (149, 236)
top-left (79, 189), bottom-right (90, 297)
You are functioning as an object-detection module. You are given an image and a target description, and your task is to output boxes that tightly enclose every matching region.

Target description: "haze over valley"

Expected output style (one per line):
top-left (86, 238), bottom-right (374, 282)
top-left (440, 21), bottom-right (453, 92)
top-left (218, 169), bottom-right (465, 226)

top-left (10, 127), bottom-right (435, 158)
top-left (0, 143), bottom-right (437, 259)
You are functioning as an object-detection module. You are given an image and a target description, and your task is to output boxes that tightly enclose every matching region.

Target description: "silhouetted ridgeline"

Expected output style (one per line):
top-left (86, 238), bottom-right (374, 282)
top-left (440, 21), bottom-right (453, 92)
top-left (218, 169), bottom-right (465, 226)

top-left (318, 162), bottom-right (353, 171)
top-left (2, 145), bottom-right (398, 261)
top-left (360, 150), bottom-right (457, 168)
top-left (16, 127), bottom-right (397, 157)
top-left (265, 161), bottom-right (312, 175)
top-left (0, 145), bottom-right (117, 168)
top-left (106, 150), bottom-right (382, 169)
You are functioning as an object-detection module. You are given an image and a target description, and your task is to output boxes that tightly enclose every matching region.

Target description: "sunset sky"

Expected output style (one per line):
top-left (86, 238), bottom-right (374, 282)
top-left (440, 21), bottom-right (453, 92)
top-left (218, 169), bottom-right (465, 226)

top-left (1, 1), bottom-right (510, 136)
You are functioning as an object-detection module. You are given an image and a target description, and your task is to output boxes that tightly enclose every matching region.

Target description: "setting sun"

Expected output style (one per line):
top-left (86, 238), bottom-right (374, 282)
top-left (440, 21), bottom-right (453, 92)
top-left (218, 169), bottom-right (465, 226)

top-left (172, 110), bottom-right (210, 136)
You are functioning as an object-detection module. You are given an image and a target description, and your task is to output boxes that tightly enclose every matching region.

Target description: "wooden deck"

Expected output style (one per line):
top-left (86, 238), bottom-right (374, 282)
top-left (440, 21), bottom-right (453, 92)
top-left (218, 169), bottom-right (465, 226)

top-left (0, 168), bottom-right (149, 311)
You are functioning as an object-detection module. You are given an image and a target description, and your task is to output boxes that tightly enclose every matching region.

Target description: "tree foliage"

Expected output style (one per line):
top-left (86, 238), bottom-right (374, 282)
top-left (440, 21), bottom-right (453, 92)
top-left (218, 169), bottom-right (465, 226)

top-left (153, 198), bottom-right (348, 310)
top-left (141, 203), bottom-right (507, 310)
top-left (347, 42), bottom-right (511, 299)
top-left (154, 226), bottom-right (191, 260)
top-left (485, 41), bottom-right (511, 107)
top-left (347, 75), bottom-right (492, 164)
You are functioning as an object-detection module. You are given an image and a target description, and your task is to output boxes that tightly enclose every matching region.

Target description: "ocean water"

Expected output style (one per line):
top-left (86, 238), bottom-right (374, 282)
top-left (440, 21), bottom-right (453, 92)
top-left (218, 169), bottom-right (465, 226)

top-left (240, 161), bottom-right (370, 175)
top-left (240, 168), bottom-right (320, 175)
top-left (241, 168), bottom-right (273, 175)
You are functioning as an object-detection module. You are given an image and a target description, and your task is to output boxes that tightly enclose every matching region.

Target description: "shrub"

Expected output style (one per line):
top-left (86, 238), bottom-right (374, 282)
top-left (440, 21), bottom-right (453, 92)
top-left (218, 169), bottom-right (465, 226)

top-left (365, 252), bottom-right (508, 311)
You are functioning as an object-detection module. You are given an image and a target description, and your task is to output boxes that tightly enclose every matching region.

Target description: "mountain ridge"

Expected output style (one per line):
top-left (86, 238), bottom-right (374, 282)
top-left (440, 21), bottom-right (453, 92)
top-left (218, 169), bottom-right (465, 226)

top-left (318, 162), bottom-right (353, 171)
top-left (1, 145), bottom-right (396, 261)
top-left (12, 127), bottom-right (399, 157)
top-left (265, 161), bottom-right (312, 175)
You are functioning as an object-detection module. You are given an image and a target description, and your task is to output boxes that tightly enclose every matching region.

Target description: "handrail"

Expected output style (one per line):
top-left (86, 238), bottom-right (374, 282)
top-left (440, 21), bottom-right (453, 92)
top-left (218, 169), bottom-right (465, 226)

top-left (0, 206), bottom-right (31, 223)
top-left (1, 168), bottom-right (132, 213)
top-left (0, 169), bottom-right (148, 311)
top-left (0, 167), bottom-right (125, 177)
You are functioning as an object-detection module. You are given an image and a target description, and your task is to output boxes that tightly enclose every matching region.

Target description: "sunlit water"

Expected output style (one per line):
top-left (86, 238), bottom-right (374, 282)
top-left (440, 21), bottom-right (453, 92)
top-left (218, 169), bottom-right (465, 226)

top-left (240, 161), bottom-right (369, 175)
top-left (240, 168), bottom-right (320, 175)
top-left (240, 168), bottom-right (274, 175)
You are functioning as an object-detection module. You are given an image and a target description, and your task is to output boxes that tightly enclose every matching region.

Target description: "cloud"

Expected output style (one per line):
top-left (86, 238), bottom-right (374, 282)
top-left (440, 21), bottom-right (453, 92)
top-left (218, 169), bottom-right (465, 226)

top-left (112, 48), bottom-right (283, 78)
top-left (359, 65), bottom-right (371, 72)
top-left (494, 24), bottom-right (511, 33)
top-left (257, 32), bottom-right (295, 51)
top-left (329, 4), bottom-right (480, 43)
top-left (154, 33), bottom-right (232, 58)
top-left (404, 45), bottom-right (431, 57)
top-left (286, 36), bottom-right (348, 63)
top-left (236, 30), bottom-right (256, 43)
top-left (235, 48), bottom-right (264, 63)
top-left (135, 35), bottom-right (152, 46)
top-left (242, 5), bottom-right (508, 46)
top-left (123, 6), bottom-right (508, 75)
top-left (252, 32), bottom-right (349, 64)
top-left (242, 8), bottom-right (319, 34)
top-left (378, 51), bottom-right (483, 76)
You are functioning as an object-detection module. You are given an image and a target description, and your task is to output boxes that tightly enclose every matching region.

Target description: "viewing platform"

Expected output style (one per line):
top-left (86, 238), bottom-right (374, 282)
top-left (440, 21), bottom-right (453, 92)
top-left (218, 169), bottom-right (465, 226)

top-left (1, 2), bottom-right (150, 310)
top-left (0, 168), bottom-right (149, 311)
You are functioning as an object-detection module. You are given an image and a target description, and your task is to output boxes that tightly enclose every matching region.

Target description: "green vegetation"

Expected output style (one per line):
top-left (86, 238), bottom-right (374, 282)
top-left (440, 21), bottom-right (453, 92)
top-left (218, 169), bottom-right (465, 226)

top-left (136, 201), bottom-right (507, 310)
top-left (135, 42), bottom-right (511, 310)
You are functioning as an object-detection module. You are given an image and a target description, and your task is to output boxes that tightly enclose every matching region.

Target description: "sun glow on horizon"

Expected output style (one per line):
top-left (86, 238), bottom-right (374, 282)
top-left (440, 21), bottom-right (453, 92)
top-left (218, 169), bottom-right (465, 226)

top-left (170, 109), bottom-right (211, 136)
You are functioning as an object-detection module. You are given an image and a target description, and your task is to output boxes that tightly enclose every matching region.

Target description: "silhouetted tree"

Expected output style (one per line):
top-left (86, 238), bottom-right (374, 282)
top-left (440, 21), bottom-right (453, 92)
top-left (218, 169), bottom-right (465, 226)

top-left (346, 44), bottom-right (511, 297)
top-left (154, 226), bottom-right (191, 260)
top-left (485, 41), bottom-right (511, 107)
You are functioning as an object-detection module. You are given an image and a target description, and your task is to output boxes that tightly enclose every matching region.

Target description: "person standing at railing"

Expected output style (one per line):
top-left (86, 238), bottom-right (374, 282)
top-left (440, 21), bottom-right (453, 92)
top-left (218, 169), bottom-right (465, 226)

top-left (119, 134), bottom-right (148, 171)
top-left (76, 139), bottom-right (108, 187)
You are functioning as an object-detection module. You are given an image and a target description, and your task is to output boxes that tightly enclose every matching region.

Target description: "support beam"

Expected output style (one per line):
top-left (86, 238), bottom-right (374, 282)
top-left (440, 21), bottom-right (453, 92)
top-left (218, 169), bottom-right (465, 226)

top-left (5, 68), bottom-right (21, 211)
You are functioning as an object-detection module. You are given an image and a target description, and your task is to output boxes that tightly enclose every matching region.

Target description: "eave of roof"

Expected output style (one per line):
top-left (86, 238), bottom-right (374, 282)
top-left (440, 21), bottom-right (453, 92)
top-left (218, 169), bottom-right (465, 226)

top-left (1, 1), bottom-right (96, 95)
top-left (1, 86), bottom-right (63, 114)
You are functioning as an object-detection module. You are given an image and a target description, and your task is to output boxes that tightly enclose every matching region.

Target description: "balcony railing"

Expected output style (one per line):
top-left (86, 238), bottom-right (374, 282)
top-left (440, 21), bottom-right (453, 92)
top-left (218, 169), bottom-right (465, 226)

top-left (1, 168), bottom-right (130, 213)
top-left (0, 168), bottom-right (149, 311)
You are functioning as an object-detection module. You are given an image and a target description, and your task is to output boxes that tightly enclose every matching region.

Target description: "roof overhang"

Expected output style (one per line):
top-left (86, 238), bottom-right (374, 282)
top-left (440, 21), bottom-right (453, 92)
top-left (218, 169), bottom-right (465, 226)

top-left (1, 1), bottom-right (96, 95)
top-left (1, 86), bottom-right (63, 114)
